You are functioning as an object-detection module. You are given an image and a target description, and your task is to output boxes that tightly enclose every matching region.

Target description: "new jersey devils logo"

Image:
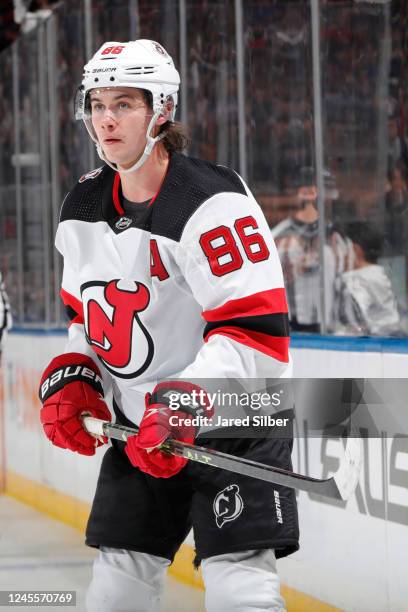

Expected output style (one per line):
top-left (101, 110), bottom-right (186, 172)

top-left (81, 279), bottom-right (154, 379)
top-left (213, 484), bottom-right (244, 528)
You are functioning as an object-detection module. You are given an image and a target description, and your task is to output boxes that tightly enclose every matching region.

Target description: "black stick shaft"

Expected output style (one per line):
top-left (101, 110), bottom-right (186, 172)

top-left (102, 421), bottom-right (342, 500)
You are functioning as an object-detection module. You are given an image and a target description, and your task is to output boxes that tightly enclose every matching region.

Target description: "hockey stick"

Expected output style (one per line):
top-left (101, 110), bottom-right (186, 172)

top-left (83, 417), bottom-right (363, 501)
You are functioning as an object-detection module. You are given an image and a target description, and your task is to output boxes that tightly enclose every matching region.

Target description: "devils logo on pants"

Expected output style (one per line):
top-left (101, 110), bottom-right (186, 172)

top-left (82, 279), bottom-right (154, 379)
top-left (213, 484), bottom-right (244, 528)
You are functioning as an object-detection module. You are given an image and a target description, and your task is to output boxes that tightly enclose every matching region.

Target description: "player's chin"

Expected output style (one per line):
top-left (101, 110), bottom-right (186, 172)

top-left (116, 155), bottom-right (144, 171)
top-left (103, 145), bottom-right (144, 169)
top-left (100, 143), bottom-right (125, 159)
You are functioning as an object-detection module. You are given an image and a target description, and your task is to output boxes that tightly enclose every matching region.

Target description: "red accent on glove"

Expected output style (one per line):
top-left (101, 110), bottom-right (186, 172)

top-left (39, 353), bottom-right (110, 456)
top-left (125, 382), bottom-right (212, 478)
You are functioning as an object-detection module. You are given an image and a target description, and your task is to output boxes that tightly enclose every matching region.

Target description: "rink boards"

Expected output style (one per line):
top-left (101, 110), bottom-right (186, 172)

top-left (1, 331), bottom-right (407, 612)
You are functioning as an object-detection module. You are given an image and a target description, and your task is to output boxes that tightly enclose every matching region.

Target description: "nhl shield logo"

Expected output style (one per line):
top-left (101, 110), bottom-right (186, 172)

top-left (115, 216), bottom-right (132, 230)
top-left (213, 484), bottom-right (244, 528)
top-left (79, 167), bottom-right (104, 183)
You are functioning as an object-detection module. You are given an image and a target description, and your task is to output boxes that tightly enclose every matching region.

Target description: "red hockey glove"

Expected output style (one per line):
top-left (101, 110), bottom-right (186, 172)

top-left (125, 381), bottom-right (213, 478)
top-left (39, 353), bottom-right (111, 456)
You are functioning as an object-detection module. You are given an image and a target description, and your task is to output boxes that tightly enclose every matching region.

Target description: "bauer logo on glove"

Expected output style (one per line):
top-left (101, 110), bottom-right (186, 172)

top-left (39, 352), bottom-right (111, 456)
top-left (40, 364), bottom-right (104, 402)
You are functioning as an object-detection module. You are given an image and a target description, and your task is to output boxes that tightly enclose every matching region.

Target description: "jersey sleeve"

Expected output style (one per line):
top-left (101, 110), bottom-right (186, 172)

top-left (174, 179), bottom-right (292, 380)
top-left (0, 273), bottom-right (12, 334)
top-left (55, 220), bottom-right (98, 361)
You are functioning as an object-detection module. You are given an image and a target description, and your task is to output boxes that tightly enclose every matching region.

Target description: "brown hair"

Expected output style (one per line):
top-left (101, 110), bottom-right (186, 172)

top-left (142, 90), bottom-right (189, 153)
top-left (159, 120), bottom-right (189, 153)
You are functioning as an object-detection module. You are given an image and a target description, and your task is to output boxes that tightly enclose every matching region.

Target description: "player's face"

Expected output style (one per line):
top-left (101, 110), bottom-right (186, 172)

top-left (90, 87), bottom-right (153, 170)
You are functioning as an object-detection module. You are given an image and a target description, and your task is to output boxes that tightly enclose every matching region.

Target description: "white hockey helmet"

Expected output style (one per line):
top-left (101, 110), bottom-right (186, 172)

top-left (75, 39), bottom-right (180, 173)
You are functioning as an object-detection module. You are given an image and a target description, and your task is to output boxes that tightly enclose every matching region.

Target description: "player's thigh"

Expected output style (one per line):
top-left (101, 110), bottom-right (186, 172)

top-left (86, 548), bottom-right (170, 612)
top-left (202, 549), bottom-right (286, 612)
top-left (86, 444), bottom-right (193, 561)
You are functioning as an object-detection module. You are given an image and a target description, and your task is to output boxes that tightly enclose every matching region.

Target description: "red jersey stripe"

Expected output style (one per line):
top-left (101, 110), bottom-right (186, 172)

top-left (112, 172), bottom-right (125, 215)
top-left (204, 326), bottom-right (289, 362)
top-left (203, 288), bottom-right (288, 322)
top-left (60, 288), bottom-right (84, 326)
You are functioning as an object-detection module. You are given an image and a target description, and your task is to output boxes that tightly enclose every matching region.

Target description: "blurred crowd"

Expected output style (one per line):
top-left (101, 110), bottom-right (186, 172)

top-left (0, 1), bottom-right (20, 52)
top-left (0, 0), bottom-right (407, 336)
top-left (0, 1), bottom-right (60, 52)
top-left (239, 0), bottom-right (408, 335)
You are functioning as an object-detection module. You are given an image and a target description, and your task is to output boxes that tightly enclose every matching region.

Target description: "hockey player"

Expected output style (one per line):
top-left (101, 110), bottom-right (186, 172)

top-left (0, 270), bottom-right (12, 359)
top-left (38, 40), bottom-right (299, 611)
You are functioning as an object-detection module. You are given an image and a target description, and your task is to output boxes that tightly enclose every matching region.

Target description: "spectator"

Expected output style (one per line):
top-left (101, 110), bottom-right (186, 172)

top-left (335, 222), bottom-right (400, 336)
top-left (271, 166), bottom-right (351, 332)
top-left (385, 161), bottom-right (408, 257)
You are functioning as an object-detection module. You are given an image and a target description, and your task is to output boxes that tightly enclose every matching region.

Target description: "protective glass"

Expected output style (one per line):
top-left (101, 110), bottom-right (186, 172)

top-left (74, 86), bottom-right (90, 120)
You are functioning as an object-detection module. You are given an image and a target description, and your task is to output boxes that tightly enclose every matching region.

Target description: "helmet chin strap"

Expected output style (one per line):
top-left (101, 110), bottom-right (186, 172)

top-left (91, 111), bottom-right (166, 174)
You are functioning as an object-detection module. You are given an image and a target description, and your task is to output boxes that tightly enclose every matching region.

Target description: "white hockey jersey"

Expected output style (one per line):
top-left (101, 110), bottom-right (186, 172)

top-left (0, 271), bottom-right (12, 346)
top-left (57, 153), bottom-right (291, 424)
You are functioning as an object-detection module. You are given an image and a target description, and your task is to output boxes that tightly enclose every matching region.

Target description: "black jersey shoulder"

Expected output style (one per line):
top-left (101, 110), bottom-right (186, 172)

top-left (59, 154), bottom-right (247, 239)
top-left (150, 153), bottom-right (247, 242)
top-left (59, 165), bottom-right (116, 224)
